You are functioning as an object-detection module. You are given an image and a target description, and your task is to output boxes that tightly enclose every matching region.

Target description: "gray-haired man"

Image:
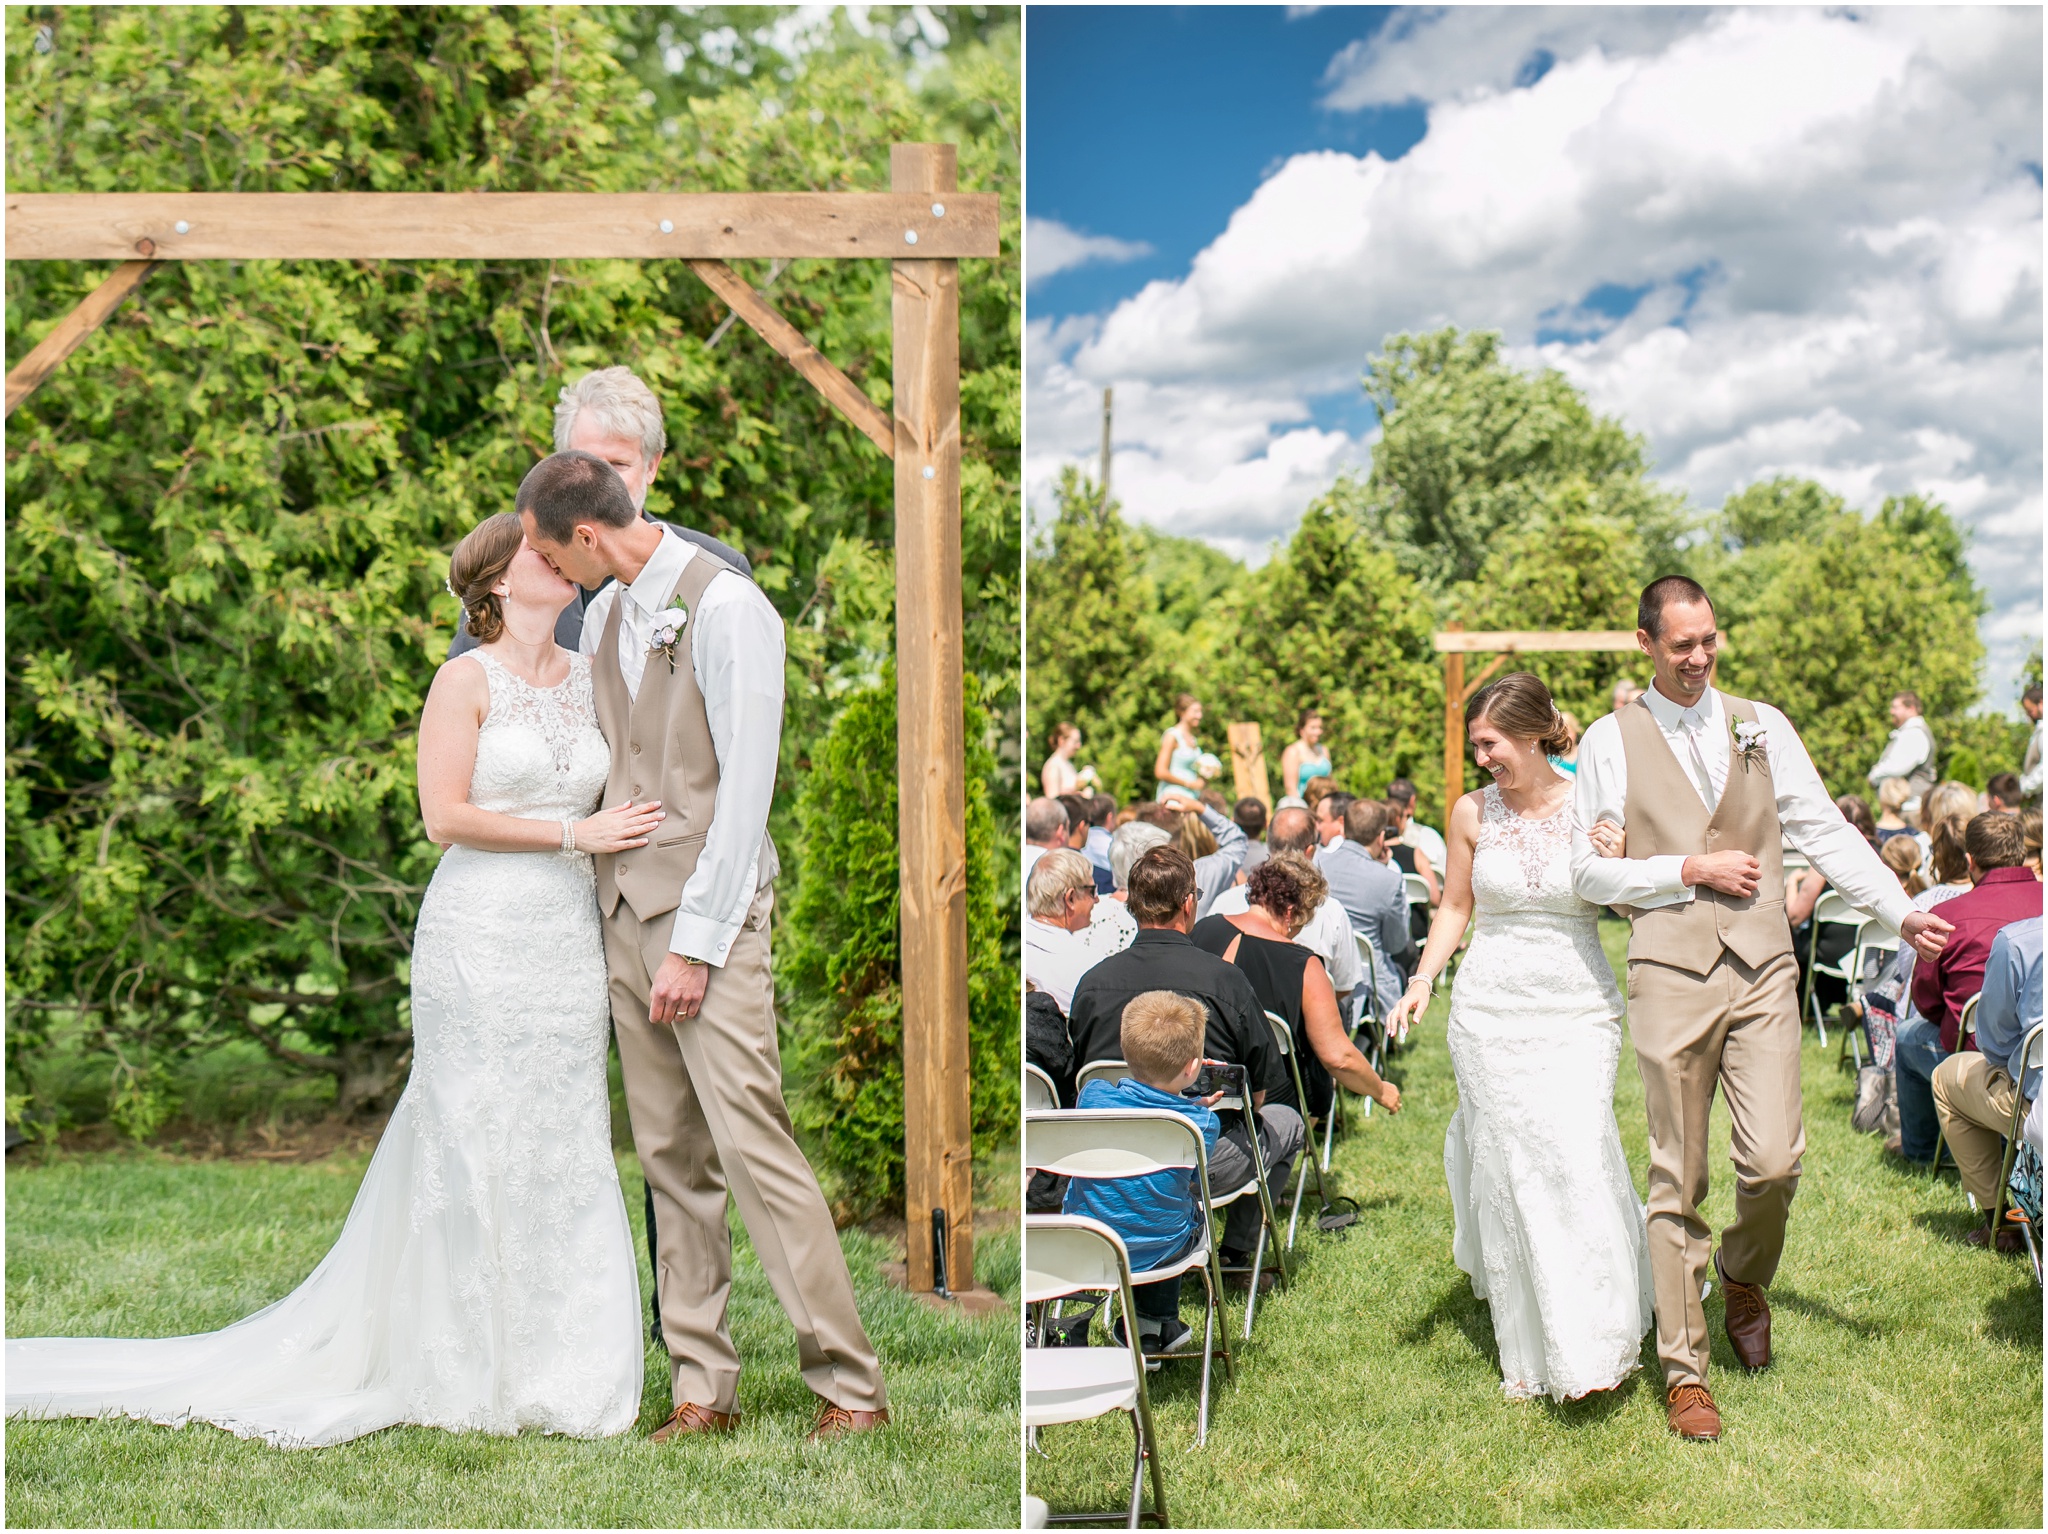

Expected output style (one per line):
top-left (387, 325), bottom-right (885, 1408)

top-left (451, 366), bottom-right (753, 657)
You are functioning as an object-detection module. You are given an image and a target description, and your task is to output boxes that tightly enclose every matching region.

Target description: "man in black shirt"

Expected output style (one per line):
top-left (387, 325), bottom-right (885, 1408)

top-left (1066, 845), bottom-right (1303, 1276)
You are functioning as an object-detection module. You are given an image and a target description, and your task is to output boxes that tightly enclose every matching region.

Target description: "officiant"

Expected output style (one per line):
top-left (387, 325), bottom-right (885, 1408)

top-left (450, 366), bottom-right (754, 659)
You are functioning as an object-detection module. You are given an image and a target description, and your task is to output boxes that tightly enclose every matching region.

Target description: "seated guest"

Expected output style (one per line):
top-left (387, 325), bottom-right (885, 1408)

top-left (1931, 916), bottom-right (2042, 1249)
top-left (1383, 793), bottom-right (1440, 905)
top-left (1091, 822), bottom-right (1171, 956)
top-left (1233, 796), bottom-right (1270, 880)
top-left (1066, 847), bottom-right (1301, 1284)
top-left (1789, 792), bottom-right (1883, 1013)
top-left (1386, 778), bottom-right (1448, 871)
top-left (1025, 850), bottom-right (1101, 1017)
top-left (1874, 777), bottom-right (1917, 843)
top-left (1056, 793), bottom-right (1094, 853)
top-left (1313, 789), bottom-right (1353, 850)
top-left (1025, 987), bottom-right (1075, 1111)
top-left (1061, 990), bottom-right (1219, 1354)
top-left (2022, 807), bottom-right (2042, 878)
top-left (1303, 777), bottom-right (1339, 824)
top-left (1987, 772), bottom-right (2024, 815)
top-left (1191, 854), bottom-right (1401, 1125)
top-left (1137, 799), bottom-right (1248, 919)
top-left (1210, 807), bottom-right (1363, 1007)
top-left (1894, 815), bottom-right (2044, 1163)
top-left (1317, 798), bottom-right (1415, 1017)
top-left (1079, 794), bottom-right (1117, 893)
top-left (1881, 834), bottom-right (1929, 899)
top-left (1023, 796), bottom-right (1068, 876)
top-left (1870, 814), bottom-right (1975, 1159)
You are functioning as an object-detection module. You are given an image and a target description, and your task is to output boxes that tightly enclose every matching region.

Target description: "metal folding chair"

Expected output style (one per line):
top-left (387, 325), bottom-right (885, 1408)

top-left (1025, 1111), bottom-right (1234, 1446)
top-left (1263, 1010), bottom-right (1355, 1247)
top-left (1024, 1215), bottom-right (1171, 1525)
top-left (1401, 872), bottom-right (1431, 913)
top-left (1802, 889), bottom-right (1873, 1046)
top-left (1026, 1061), bottom-right (1061, 1113)
top-left (1834, 921), bottom-right (1898, 1071)
top-left (1077, 1058), bottom-right (1134, 1097)
top-left (1933, 992), bottom-right (1983, 1180)
top-left (1989, 1022), bottom-right (2043, 1260)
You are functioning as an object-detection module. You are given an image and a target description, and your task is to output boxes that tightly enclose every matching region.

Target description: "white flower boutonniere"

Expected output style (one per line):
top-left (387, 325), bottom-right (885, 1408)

top-left (648, 597), bottom-right (688, 674)
top-left (1732, 718), bottom-right (1769, 770)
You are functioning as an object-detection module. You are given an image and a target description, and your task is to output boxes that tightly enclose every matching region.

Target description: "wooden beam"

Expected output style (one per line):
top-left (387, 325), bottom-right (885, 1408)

top-left (5, 192), bottom-right (1000, 262)
top-left (5, 259), bottom-right (158, 417)
top-left (1444, 625), bottom-right (1466, 808)
top-left (891, 144), bottom-right (974, 1298)
top-left (1434, 630), bottom-right (1639, 654)
top-left (687, 259), bottom-right (893, 457)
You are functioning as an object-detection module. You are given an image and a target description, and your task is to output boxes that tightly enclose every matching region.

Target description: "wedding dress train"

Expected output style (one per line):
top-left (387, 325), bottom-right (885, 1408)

top-left (6, 652), bottom-right (643, 1447)
top-left (1443, 784), bottom-right (1653, 1401)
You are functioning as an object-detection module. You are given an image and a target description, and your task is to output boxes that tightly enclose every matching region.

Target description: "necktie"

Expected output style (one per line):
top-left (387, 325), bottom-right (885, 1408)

top-left (1682, 710), bottom-right (1718, 811)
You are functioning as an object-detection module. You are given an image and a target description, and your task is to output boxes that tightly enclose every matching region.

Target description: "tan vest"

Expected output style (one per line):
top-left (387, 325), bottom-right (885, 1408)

top-left (590, 547), bottom-right (779, 926)
top-left (1615, 691), bottom-right (1792, 976)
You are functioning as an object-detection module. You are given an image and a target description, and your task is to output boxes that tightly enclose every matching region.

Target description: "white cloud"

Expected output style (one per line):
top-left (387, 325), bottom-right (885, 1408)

top-left (1028, 5), bottom-right (2043, 704)
top-left (1025, 218), bottom-right (1154, 289)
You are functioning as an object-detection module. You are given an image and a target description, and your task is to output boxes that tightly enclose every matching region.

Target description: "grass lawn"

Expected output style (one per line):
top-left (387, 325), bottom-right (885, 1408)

top-left (5, 1146), bottom-right (1021, 1528)
top-left (1027, 919), bottom-right (2042, 1528)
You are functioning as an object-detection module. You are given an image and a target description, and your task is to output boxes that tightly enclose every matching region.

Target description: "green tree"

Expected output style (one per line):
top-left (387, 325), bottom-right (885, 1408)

top-left (1205, 497), bottom-right (1442, 813)
top-left (777, 671), bottom-right (1015, 1222)
top-left (1024, 468), bottom-right (1181, 803)
top-left (1707, 485), bottom-right (1991, 796)
top-left (1350, 327), bottom-right (1689, 591)
top-left (5, 6), bottom-right (1018, 1133)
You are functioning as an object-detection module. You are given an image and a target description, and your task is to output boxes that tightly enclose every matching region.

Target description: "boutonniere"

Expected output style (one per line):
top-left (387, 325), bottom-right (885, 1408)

top-left (647, 596), bottom-right (688, 673)
top-left (1732, 718), bottom-right (1769, 770)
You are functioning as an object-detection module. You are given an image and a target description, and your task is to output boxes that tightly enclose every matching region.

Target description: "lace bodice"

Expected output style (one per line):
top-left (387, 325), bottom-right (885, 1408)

top-left (1469, 782), bottom-right (1598, 922)
top-left (467, 652), bottom-right (610, 822)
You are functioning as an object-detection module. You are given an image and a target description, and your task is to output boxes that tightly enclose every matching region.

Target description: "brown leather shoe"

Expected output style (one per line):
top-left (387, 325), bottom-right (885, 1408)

top-left (651, 1401), bottom-right (737, 1442)
top-left (1966, 1223), bottom-right (2026, 1254)
top-left (1667, 1383), bottom-right (1722, 1440)
top-left (1715, 1249), bottom-right (1771, 1370)
top-left (808, 1399), bottom-right (890, 1441)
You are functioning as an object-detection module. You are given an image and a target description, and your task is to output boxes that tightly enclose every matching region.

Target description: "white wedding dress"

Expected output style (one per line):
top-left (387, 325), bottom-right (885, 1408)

top-left (6, 651), bottom-right (643, 1447)
top-left (1443, 783), bottom-right (1653, 1401)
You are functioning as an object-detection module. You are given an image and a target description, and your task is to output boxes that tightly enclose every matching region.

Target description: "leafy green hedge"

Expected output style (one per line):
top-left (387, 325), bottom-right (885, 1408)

top-left (777, 669), bottom-right (1017, 1223)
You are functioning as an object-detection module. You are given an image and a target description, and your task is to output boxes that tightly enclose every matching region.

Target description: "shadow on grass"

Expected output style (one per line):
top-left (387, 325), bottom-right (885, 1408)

top-left (1911, 1208), bottom-right (1990, 1245)
top-left (1535, 1368), bottom-right (1646, 1425)
top-left (1398, 1279), bottom-right (1496, 1369)
top-left (1983, 1272), bottom-right (2044, 1347)
top-left (1769, 1284), bottom-right (1884, 1340)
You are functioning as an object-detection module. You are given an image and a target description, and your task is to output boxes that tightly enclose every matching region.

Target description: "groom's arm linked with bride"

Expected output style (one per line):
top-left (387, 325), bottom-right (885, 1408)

top-left (515, 448), bottom-right (892, 1445)
top-left (1563, 575), bottom-right (1953, 1442)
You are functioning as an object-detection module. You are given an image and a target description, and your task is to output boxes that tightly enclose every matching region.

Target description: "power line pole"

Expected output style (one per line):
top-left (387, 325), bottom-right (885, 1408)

top-left (1096, 385), bottom-right (1113, 525)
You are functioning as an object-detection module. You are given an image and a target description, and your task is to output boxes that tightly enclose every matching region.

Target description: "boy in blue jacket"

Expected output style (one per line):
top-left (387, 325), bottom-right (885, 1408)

top-left (1063, 990), bottom-right (1222, 1356)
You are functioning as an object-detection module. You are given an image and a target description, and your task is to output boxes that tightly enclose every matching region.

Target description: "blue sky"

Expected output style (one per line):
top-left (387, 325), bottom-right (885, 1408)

top-left (1024, 6), bottom-right (2043, 706)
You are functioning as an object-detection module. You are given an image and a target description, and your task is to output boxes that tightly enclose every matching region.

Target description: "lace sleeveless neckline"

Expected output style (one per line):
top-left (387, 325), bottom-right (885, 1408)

top-left (468, 650), bottom-right (597, 779)
top-left (1472, 782), bottom-right (1588, 914)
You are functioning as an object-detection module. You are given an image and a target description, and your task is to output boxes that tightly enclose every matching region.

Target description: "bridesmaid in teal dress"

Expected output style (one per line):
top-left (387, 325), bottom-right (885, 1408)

top-left (1280, 709), bottom-right (1333, 801)
top-left (1154, 693), bottom-right (1212, 805)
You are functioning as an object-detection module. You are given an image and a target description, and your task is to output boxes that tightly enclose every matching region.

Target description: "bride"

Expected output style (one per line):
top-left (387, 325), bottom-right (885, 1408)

top-left (1389, 672), bottom-right (1652, 1402)
top-left (7, 513), bottom-right (660, 1447)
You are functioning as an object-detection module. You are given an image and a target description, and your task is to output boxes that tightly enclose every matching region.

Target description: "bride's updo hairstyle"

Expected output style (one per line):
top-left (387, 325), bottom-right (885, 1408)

top-left (1465, 672), bottom-right (1575, 758)
top-left (447, 513), bottom-right (524, 645)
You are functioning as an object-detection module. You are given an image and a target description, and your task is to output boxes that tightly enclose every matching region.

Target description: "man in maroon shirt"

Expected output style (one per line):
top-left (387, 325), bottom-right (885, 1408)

top-left (1912, 814), bottom-right (2044, 1052)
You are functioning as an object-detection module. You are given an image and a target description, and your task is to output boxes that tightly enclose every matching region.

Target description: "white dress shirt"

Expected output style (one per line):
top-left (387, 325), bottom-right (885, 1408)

top-left (1570, 683), bottom-right (1912, 933)
top-left (579, 528), bottom-right (785, 966)
top-left (1867, 715), bottom-right (1935, 786)
top-left (1206, 883), bottom-right (1364, 996)
top-left (1024, 918), bottom-right (1095, 1017)
top-left (2022, 718), bottom-right (2043, 798)
top-left (1400, 818), bottom-right (1448, 872)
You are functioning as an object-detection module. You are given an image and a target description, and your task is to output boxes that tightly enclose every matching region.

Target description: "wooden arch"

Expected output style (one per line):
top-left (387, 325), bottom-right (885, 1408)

top-left (5, 144), bottom-right (999, 1303)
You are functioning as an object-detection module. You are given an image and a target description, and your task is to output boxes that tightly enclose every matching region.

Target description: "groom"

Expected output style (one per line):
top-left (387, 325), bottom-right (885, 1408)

top-left (518, 450), bottom-right (889, 1442)
top-left (1570, 576), bottom-right (1951, 1441)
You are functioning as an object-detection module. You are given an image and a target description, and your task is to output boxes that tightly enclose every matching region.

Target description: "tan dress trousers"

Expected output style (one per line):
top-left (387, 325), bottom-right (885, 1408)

top-left (604, 883), bottom-right (886, 1416)
top-left (1627, 948), bottom-right (1804, 1388)
top-left (1931, 1052), bottom-right (2020, 1212)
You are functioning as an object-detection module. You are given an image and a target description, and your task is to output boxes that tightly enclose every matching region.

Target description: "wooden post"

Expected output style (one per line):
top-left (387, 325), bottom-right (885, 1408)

top-left (891, 142), bottom-right (974, 1297)
top-left (1228, 722), bottom-right (1269, 809)
top-left (1443, 622), bottom-right (1466, 809)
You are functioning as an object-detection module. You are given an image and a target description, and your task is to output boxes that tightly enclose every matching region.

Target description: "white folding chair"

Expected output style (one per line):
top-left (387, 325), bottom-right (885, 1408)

top-left (1835, 923), bottom-right (1899, 1071)
top-left (1991, 1023), bottom-right (2045, 1263)
top-left (1025, 1111), bottom-right (1233, 1446)
top-left (1263, 1010), bottom-right (1343, 1250)
top-left (1349, 929), bottom-right (1387, 1123)
top-left (1025, 1061), bottom-right (1061, 1113)
top-left (1401, 872), bottom-right (1431, 911)
top-left (1934, 992), bottom-right (1983, 1181)
top-left (1024, 1215), bottom-right (1170, 1526)
top-left (1077, 1058), bottom-right (1134, 1097)
top-left (1802, 889), bottom-right (1873, 1045)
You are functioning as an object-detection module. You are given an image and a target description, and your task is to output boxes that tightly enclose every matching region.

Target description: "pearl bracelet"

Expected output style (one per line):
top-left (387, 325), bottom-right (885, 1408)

top-left (560, 819), bottom-right (577, 855)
